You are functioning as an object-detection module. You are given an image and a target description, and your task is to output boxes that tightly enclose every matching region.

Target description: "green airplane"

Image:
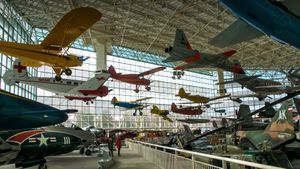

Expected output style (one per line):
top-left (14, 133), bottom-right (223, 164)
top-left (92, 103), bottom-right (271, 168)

top-left (0, 126), bottom-right (95, 169)
top-left (172, 99), bottom-right (300, 168)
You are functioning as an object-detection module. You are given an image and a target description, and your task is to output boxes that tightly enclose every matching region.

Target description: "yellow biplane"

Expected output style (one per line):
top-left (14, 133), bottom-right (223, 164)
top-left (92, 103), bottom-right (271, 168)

top-left (0, 7), bottom-right (101, 81)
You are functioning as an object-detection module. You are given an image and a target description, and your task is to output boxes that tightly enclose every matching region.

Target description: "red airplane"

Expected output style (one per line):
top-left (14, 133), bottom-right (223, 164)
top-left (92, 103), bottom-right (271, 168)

top-left (171, 103), bottom-right (203, 115)
top-left (108, 65), bottom-right (166, 93)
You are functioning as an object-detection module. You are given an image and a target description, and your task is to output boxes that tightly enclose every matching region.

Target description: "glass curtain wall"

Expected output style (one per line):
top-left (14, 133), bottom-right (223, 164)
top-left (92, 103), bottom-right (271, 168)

top-left (35, 42), bottom-right (216, 130)
top-left (0, 0), bottom-right (37, 99)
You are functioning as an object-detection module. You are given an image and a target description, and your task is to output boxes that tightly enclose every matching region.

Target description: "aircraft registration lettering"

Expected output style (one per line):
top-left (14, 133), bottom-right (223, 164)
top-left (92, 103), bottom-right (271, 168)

top-left (278, 109), bottom-right (286, 121)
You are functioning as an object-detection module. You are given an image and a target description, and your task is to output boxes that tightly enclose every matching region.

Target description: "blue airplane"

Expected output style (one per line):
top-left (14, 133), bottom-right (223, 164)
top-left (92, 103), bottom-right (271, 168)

top-left (111, 96), bottom-right (152, 116)
top-left (0, 89), bottom-right (77, 130)
top-left (210, 0), bottom-right (300, 49)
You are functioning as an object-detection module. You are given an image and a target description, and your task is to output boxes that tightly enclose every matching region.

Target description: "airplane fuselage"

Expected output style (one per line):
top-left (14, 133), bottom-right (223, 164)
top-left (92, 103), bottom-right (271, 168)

top-left (0, 90), bottom-right (71, 130)
top-left (112, 74), bottom-right (150, 86)
top-left (173, 51), bottom-right (243, 74)
top-left (113, 102), bottom-right (141, 109)
top-left (171, 103), bottom-right (202, 115)
top-left (3, 69), bottom-right (110, 102)
top-left (0, 127), bottom-right (91, 168)
top-left (220, 0), bottom-right (300, 49)
top-left (238, 78), bottom-right (284, 95)
top-left (0, 41), bottom-right (83, 68)
top-left (183, 95), bottom-right (210, 104)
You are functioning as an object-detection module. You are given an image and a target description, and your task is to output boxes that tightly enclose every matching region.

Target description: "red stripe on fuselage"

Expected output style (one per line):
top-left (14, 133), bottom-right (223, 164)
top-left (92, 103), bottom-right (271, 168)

top-left (7, 130), bottom-right (44, 144)
top-left (183, 53), bottom-right (200, 63)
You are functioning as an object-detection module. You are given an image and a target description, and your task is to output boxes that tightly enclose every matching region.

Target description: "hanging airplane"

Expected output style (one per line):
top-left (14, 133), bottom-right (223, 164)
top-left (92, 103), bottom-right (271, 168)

top-left (176, 87), bottom-right (230, 105)
top-left (0, 89), bottom-right (76, 130)
top-left (0, 7), bottom-right (101, 81)
top-left (176, 118), bottom-right (210, 124)
top-left (171, 103), bottom-right (203, 115)
top-left (210, 0), bottom-right (300, 50)
top-left (163, 29), bottom-right (245, 74)
top-left (0, 126), bottom-right (95, 169)
top-left (217, 73), bottom-right (300, 101)
top-left (111, 96), bottom-right (153, 116)
top-left (150, 105), bottom-right (173, 122)
top-left (281, 68), bottom-right (300, 86)
top-left (3, 60), bottom-right (111, 105)
top-left (108, 65), bottom-right (165, 93)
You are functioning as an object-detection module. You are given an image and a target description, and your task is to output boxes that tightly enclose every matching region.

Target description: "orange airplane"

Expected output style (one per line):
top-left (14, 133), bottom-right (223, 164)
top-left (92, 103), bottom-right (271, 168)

top-left (108, 65), bottom-right (166, 93)
top-left (0, 7), bottom-right (101, 81)
top-left (171, 103), bottom-right (203, 115)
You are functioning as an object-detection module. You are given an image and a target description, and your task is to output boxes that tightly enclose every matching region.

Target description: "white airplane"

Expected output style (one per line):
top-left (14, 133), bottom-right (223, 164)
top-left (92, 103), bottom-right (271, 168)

top-left (3, 60), bottom-right (111, 104)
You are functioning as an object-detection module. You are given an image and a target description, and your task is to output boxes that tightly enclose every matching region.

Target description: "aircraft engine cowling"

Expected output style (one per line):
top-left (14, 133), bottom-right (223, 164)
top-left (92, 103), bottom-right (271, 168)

top-left (165, 46), bottom-right (173, 53)
top-left (97, 86), bottom-right (109, 97)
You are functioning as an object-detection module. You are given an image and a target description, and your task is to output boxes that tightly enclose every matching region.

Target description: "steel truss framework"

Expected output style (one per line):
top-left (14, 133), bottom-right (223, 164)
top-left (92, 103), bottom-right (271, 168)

top-left (7, 0), bottom-right (300, 71)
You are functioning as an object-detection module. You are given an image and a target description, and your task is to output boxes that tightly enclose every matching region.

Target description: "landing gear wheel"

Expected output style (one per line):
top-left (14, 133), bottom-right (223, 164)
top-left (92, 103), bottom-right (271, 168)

top-left (65, 68), bottom-right (72, 76)
top-left (55, 75), bottom-right (62, 81)
top-left (38, 163), bottom-right (47, 169)
top-left (133, 112), bottom-right (136, 116)
top-left (86, 102), bottom-right (89, 105)
top-left (85, 149), bottom-right (92, 156)
top-left (139, 112), bottom-right (143, 116)
top-left (79, 147), bottom-right (85, 154)
top-left (146, 86), bottom-right (151, 91)
top-left (134, 89), bottom-right (139, 93)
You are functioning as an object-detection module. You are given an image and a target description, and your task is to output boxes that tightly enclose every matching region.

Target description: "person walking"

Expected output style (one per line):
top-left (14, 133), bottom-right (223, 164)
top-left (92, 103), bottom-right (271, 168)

top-left (115, 135), bottom-right (122, 156)
top-left (108, 136), bottom-right (114, 157)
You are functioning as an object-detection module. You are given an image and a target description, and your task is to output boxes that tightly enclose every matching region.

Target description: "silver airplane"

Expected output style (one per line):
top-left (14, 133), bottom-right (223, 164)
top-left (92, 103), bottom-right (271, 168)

top-left (163, 29), bottom-right (245, 74)
top-left (217, 73), bottom-right (300, 101)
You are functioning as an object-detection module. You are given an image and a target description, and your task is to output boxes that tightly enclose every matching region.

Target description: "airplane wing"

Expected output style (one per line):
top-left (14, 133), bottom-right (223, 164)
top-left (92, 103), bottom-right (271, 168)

top-left (216, 75), bottom-right (261, 85)
top-left (68, 71), bottom-right (110, 95)
top-left (174, 61), bottom-right (207, 70)
top-left (161, 115), bottom-right (173, 122)
top-left (209, 19), bottom-right (264, 47)
top-left (120, 105), bottom-right (149, 111)
top-left (215, 80), bottom-right (237, 85)
top-left (131, 97), bottom-right (153, 103)
top-left (209, 94), bottom-right (231, 102)
top-left (138, 67), bottom-right (166, 76)
top-left (40, 7), bottom-right (101, 51)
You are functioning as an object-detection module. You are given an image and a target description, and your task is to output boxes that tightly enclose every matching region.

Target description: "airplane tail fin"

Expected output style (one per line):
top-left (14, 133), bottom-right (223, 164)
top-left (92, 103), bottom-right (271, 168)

top-left (111, 97), bottom-right (118, 105)
top-left (171, 103), bottom-right (178, 112)
top-left (293, 98), bottom-right (300, 113)
top-left (176, 87), bottom-right (187, 97)
top-left (237, 104), bottom-right (252, 123)
top-left (264, 100), bottom-right (294, 133)
top-left (183, 125), bottom-right (194, 141)
top-left (174, 29), bottom-right (192, 50)
top-left (12, 59), bottom-right (28, 76)
top-left (108, 65), bottom-right (117, 77)
top-left (151, 105), bottom-right (159, 114)
top-left (164, 29), bottom-right (199, 63)
top-left (3, 59), bottom-right (28, 86)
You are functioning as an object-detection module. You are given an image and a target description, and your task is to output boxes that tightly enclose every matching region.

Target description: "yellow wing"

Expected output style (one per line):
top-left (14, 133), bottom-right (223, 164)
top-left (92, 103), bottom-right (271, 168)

top-left (41, 7), bottom-right (101, 51)
top-left (131, 97), bottom-right (153, 103)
